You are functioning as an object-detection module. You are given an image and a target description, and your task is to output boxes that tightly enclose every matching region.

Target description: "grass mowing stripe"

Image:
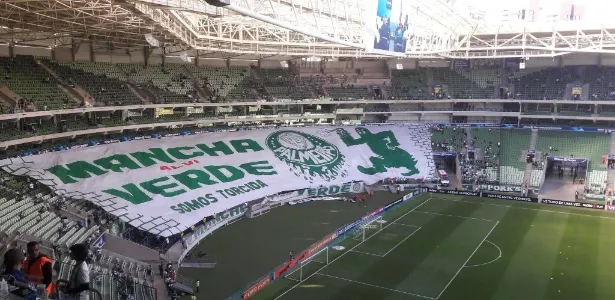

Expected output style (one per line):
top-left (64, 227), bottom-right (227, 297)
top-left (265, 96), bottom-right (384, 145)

top-left (327, 199), bottom-right (487, 299)
top-left (436, 201), bottom-right (538, 300)
top-left (596, 214), bottom-right (615, 299)
top-left (490, 210), bottom-right (568, 300)
top-left (272, 197), bottom-right (433, 300)
top-left (436, 195), bottom-right (615, 221)
top-left (314, 272), bottom-right (435, 299)
top-left (435, 220), bottom-right (500, 299)
top-left (411, 210), bottom-right (495, 222)
top-left (545, 213), bottom-right (599, 299)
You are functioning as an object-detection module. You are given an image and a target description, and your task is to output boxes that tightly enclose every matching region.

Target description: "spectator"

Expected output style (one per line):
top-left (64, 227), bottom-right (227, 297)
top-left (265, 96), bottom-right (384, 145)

top-left (2, 248), bottom-right (37, 300)
top-left (60, 244), bottom-right (90, 300)
top-left (24, 242), bottom-right (54, 296)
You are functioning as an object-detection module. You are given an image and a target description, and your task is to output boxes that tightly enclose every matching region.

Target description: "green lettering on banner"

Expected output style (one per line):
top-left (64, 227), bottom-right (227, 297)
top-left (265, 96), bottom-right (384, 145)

top-left (167, 147), bottom-right (204, 160)
top-left (130, 148), bottom-right (176, 167)
top-left (94, 154), bottom-right (141, 173)
top-left (172, 169), bottom-right (217, 190)
top-left (140, 176), bottom-right (186, 197)
top-left (205, 165), bottom-right (244, 183)
top-left (47, 161), bottom-right (108, 184)
top-left (240, 161), bottom-right (277, 175)
top-left (317, 186), bottom-right (328, 196)
top-left (185, 199), bottom-right (205, 211)
top-left (197, 197), bottom-right (210, 206)
top-left (340, 183), bottom-right (351, 193)
top-left (246, 182), bottom-right (260, 189)
top-left (329, 185), bottom-right (340, 194)
top-left (229, 139), bottom-right (264, 153)
top-left (103, 184), bottom-right (152, 205)
top-left (196, 141), bottom-right (234, 156)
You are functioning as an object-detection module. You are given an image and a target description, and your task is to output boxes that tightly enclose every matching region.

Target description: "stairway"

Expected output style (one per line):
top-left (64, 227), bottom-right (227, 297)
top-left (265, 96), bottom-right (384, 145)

top-left (37, 60), bottom-right (86, 106)
top-left (181, 65), bottom-right (211, 101)
top-left (114, 65), bottom-right (151, 104)
top-left (607, 132), bottom-right (615, 188)
top-left (522, 129), bottom-right (539, 189)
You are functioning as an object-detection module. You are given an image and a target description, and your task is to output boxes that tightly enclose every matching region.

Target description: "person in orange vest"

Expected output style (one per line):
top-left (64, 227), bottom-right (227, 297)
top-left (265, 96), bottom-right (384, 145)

top-left (23, 241), bottom-right (55, 296)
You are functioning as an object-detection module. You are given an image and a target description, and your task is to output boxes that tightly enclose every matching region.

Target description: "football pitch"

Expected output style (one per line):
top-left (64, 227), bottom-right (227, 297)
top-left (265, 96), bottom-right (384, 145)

top-left (252, 194), bottom-right (615, 300)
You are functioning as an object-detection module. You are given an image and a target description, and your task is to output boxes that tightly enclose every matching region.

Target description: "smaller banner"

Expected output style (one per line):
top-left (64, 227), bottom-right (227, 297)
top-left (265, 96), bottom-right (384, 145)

top-left (154, 108), bottom-right (174, 117)
top-left (242, 276), bottom-right (271, 299)
top-left (186, 107), bottom-right (204, 114)
top-left (542, 199), bottom-right (604, 210)
top-left (426, 188), bottom-right (479, 197)
top-left (481, 192), bottom-right (538, 203)
top-left (572, 85), bottom-right (583, 95)
top-left (433, 152), bottom-right (457, 157)
top-left (605, 205), bottom-right (615, 212)
top-left (479, 185), bottom-right (522, 193)
top-left (453, 59), bottom-right (471, 69)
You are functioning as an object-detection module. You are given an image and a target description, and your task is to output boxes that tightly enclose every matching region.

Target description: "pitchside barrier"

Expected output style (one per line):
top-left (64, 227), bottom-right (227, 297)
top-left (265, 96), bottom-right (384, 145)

top-left (424, 188), bottom-right (608, 210)
top-left (233, 190), bottom-right (420, 300)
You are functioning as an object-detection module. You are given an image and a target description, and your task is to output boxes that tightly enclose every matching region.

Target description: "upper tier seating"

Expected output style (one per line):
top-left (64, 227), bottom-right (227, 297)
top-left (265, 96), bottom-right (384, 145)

top-left (433, 68), bottom-right (493, 99)
top-left (387, 69), bottom-right (429, 100)
top-left (185, 65), bottom-right (253, 100)
top-left (118, 64), bottom-right (196, 104)
top-left (259, 69), bottom-right (314, 100)
top-left (44, 60), bottom-right (142, 106)
top-left (512, 67), bottom-right (576, 100)
top-left (326, 86), bottom-right (374, 100)
top-left (0, 56), bottom-right (73, 110)
top-left (586, 66), bottom-right (615, 100)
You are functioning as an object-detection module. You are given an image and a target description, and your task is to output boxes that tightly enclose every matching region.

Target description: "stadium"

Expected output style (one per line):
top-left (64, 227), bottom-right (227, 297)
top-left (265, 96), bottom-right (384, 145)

top-left (1, 0), bottom-right (615, 299)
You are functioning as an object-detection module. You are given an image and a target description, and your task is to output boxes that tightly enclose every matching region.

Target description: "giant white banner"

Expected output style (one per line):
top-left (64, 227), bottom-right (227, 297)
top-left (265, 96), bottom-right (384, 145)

top-left (0, 125), bottom-right (434, 236)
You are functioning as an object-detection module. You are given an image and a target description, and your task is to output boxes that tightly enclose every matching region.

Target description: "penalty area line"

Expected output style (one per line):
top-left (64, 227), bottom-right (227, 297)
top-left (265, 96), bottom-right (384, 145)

top-left (273, 197), bottom-right (433, 300)
top-left (315, 273), bottom-right (435, 300)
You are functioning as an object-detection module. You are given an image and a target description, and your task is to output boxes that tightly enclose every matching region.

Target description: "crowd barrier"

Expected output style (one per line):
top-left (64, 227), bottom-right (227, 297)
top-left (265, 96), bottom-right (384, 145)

top-left (234, 191), bottom-right (420, 300)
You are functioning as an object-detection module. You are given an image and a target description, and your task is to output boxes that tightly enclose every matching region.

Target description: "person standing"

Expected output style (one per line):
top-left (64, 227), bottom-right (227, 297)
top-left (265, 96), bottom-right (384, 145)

top-left (23, 242), bottom-right (54, 297)
top-left (195, 280), bottom-right (200, 293)
top-left (60, 244), bottom-right (90, 300)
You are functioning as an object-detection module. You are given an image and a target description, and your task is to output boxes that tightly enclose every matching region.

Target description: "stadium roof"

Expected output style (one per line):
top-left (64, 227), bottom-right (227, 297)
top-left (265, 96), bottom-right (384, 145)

top-left (2, 0), bottom-right (615, 59)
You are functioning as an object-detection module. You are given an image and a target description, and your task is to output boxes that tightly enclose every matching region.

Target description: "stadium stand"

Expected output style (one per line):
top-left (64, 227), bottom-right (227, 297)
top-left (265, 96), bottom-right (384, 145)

top-left (186, 65), bottom-right (255, 101)
top-left (118, 63), bottom-right (198, 104)
top-left (470, 128), bottom-right (501, 184)
top-left (433, 68), bottom-right (494, 99)
top-left (0, 56), bottom-right (74, 110)
top-left (387, 69), bottom-right (429, 100)
top-left (511, 67), bottom-right (576, 100)
top-left (499, 129), bottom-right (532, 186)
top-left (430, 126), bottom-right (464, 152)
top-left (43, 60), bottom-right (142, 106)
top-left (535, 130), bottom-right (610, 193)
top-left (587, 66), bottom-right (615, 100)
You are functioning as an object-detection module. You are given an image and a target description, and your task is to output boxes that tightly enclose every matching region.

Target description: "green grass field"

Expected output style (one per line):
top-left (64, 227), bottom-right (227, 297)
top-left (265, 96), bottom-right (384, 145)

top-left (252, 194), bottom-right (615, 300)
top-left (180, 192), bottom-right (408, 300)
